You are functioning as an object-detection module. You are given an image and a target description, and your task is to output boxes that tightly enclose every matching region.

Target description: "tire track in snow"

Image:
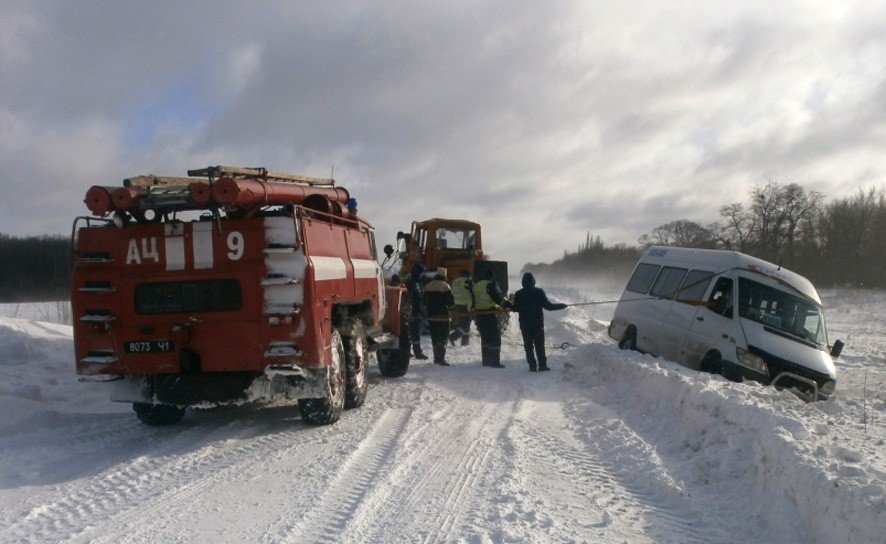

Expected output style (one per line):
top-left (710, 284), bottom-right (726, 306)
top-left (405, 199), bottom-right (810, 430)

top-left (63, 386), bottom-right (423, 544)
top-left (491, 398), bottom-right (609, 542)
top-left (558, 400), bottom-right (739, 544)
top-left (331, 378), bottom-right (518, 543)
top-left (279, 407), bottom-right (414, 544)
top-left (3, 410), bottom-right (315, 543)
top-left (0, 413), bottom-right (138, 489)
top-left (419, 398), bottom-right (516, 544)
top-left (76, 429), bottom-right (329, 544)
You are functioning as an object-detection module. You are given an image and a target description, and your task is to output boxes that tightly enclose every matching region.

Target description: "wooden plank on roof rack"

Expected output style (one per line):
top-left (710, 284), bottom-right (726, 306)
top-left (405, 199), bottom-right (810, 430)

top-left (186, 165), bottom-right (335, 186)
top-left (124, 175), bottom-right (204, 188)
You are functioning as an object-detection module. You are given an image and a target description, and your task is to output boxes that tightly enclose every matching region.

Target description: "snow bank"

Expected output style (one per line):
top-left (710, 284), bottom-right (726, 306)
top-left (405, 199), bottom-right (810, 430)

top-left (1, 290), bottom-right (883, 542)
top-left (0, 302), bottom-right (72, 325)
top-left (0, 317), bottom-right (120, 433)
top-left (563, 343), bottom-right (885, 544)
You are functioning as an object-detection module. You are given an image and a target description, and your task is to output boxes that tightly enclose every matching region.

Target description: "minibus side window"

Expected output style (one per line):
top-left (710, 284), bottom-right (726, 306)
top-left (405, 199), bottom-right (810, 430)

top-left (626, 263), bottom-right (661, 294)
top-left (650, 267), bottom-right (688, 299)
top-left (676, 270), bottom-right (715, 302)
top-left (707, 277), bottom-right (734, 318)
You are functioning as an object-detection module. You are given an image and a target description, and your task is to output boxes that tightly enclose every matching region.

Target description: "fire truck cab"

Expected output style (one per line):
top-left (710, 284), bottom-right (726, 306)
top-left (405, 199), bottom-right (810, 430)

top-left (72, 166), bottom-right (410, 426)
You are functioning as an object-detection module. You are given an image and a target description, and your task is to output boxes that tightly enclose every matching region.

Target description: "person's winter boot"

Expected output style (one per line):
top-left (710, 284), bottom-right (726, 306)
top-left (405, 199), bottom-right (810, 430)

top-left (529, 365), bottom-right (538, 372)
top-left (538, 364), bottom-right (550, 372)
top-left (412, 343), bottom-right (428, 360)
top-left (435, 360), bottom-right (451, 366)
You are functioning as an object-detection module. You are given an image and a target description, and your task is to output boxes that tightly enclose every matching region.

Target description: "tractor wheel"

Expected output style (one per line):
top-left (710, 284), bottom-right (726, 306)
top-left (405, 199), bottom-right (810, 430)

top-left (341, 320), bottom-right (371, 409)
top-left (299, 329), bottom-right (346, 425)
top-left (379, 293), bottom-right (411, 378)
top-left (378, 347), bottom-right (410, 378)
top-left (133, 403), bottom-right (185, 426)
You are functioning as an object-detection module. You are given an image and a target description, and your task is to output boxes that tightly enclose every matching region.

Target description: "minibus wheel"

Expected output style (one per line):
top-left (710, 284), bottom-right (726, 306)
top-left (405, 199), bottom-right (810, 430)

top-left (618, 326), bottom-right (637, 351)
top-left (700, 351), bottom-right (723, 374)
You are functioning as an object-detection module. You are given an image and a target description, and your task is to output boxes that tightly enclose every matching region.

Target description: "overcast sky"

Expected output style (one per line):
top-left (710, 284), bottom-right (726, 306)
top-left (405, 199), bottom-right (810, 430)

top-left (2, 1), bottom-right (885, 270)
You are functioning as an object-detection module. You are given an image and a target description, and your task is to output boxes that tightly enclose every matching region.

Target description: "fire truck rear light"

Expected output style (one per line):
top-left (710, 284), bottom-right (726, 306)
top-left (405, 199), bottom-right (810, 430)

top-left (265, 342), bottom-right (301, 358)
top-left (268, 316), bottom-right (294, 326)
top-left (81, 350), bottom-right (118, 364)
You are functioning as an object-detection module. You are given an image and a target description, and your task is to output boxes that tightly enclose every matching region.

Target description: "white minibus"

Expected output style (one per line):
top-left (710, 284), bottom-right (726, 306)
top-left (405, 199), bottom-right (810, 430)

top-left (608, 247), bottom-right (843, 400)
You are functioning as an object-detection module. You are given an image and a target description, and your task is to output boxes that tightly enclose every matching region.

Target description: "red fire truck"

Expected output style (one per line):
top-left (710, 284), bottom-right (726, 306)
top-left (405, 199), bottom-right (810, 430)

top-left (72, 166), bottom-right (410, 426)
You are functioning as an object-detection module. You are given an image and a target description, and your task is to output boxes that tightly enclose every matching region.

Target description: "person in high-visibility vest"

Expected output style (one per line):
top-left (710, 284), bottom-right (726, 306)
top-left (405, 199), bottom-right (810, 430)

top-left (472, 269), bottom-right (511, 367)
top-left (423, 273), bottom-right (455, 366)
top-left (448, 270), bottom-right (474, 346)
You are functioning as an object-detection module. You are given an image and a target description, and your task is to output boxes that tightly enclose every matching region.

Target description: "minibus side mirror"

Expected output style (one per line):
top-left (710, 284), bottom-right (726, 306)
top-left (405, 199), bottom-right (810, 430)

top-left (830, 339), bottom-right (844, 358)
top-left (383, 244), bottom-right (394, 257)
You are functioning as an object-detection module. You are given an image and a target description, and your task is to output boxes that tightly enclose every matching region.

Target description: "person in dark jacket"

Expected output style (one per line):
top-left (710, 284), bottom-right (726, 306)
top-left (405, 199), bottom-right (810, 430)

top-left (406, 263), bottom-right (428, 360)
top-left (472, 269), bottom-right (512, 368)
top-left (512, 272), bottom-right (567, 371)
top-left (423, 273), bottom-right (455, 366)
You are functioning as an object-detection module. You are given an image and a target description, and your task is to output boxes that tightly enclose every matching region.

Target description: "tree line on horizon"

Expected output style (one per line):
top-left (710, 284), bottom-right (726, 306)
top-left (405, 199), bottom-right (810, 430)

top-left (0, 234), bottom-right (72, 302)
top-left (0, 182), bottom-right (883, 302)
top-left (524, 183), bottom-right (886, 289)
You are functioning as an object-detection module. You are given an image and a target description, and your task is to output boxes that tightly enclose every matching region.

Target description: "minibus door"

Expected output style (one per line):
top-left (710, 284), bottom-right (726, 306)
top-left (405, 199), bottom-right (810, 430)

top-left (645, 266), bottom-right (688, 357)
top-left (667, 270), bottom-right (716, 367)
top-left (685, 276), bottom-right (737, 369)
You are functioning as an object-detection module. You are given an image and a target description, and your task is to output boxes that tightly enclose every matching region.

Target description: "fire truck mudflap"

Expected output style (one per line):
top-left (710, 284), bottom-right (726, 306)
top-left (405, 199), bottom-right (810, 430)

top-left (72, 166), bottom-right (410, 426)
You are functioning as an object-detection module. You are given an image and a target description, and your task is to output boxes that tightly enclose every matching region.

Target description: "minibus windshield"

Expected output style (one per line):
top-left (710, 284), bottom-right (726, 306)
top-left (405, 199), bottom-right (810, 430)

top-left (737, 277), bottom-right (827, 347)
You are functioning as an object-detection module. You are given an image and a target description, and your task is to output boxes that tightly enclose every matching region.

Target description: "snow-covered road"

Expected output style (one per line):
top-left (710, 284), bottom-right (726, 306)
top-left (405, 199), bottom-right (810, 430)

top-left (0, 287), bottom-right (884, 543)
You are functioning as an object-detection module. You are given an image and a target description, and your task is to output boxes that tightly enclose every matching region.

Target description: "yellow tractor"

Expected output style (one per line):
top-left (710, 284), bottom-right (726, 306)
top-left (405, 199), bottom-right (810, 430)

top-left (392, 218), bottom-right (509, 294)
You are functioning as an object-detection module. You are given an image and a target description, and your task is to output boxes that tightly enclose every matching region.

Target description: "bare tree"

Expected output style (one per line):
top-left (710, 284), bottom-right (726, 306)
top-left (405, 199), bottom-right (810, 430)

top-left (714, 202), bottom-right (755, 251)
top-left (638, 220), bottom-right (716, 248)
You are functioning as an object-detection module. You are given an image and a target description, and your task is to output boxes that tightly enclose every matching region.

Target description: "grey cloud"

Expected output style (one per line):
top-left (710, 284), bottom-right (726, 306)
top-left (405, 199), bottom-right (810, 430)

top-left (2, 1), bottom-right (886, 269)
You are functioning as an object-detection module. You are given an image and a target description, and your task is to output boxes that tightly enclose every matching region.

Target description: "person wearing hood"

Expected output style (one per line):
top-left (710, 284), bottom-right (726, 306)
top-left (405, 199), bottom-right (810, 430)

top-left (512, 272), bottom-right (568, 372)
top-left (406, 263), bottom-right (428, 360)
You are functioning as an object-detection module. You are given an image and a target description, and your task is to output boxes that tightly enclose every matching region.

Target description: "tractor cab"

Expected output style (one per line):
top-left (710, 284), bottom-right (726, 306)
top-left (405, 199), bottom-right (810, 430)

top-left (397, 218), bottom-right (507, 293)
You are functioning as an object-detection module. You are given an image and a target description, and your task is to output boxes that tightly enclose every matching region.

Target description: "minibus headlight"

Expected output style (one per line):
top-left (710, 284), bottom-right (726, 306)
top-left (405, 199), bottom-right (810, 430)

top-left (736, 348), bottom-right (768, 375)
top-left (820, 380), bottom-right (835, 396)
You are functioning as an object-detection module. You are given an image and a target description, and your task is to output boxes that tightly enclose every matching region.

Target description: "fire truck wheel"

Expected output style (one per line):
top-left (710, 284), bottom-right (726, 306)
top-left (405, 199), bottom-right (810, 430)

top-left (132, 403), bottom-right (186, 426)
top-left (298, 329), bottom-right (346, 425)
top-left (342, 320), bottom-right (371, 409)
